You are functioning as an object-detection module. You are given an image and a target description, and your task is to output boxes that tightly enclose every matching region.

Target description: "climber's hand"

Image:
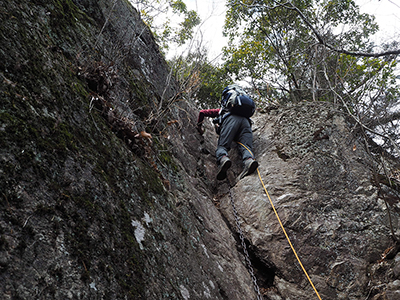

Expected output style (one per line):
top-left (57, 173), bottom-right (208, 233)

top-left (197, 124), bottom-right (204, 135)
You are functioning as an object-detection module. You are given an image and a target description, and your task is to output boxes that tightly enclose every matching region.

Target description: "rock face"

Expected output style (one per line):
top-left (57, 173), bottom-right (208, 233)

top-left (1, 1), bottom-right (400, 300)
top-left (214, 103), bottom-right (400, 299)
top-left (0, 0), bottom-right (256, 299)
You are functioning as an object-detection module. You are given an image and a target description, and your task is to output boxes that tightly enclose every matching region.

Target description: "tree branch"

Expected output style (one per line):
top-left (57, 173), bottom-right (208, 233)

top-left (366, 111), bottom-right (400, 129)
top-left (277, 0), bottom-right (400, 58)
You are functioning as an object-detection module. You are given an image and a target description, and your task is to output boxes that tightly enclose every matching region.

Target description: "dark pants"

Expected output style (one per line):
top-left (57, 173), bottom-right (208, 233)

top-left (216, 114), bottom-right (254, 164)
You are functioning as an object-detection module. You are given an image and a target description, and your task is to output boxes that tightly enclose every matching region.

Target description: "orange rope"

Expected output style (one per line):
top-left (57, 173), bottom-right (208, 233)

top-left (237, 142), bottom-right (322, 299)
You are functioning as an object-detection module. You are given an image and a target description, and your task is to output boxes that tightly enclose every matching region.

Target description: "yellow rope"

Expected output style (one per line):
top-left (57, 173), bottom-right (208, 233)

top-left (237, 142), bottom-right (322, 299)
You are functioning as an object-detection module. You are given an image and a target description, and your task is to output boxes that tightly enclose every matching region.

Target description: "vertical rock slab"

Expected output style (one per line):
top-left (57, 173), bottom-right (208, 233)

top-left (217, 103), bottom-right (400, 299)
top-left (0, 0), bottom-right (258, 299)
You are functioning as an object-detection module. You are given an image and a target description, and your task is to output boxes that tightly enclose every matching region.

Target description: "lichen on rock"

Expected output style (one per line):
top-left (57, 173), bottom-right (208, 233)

top-left (2, 0), bottom-right (400, 300)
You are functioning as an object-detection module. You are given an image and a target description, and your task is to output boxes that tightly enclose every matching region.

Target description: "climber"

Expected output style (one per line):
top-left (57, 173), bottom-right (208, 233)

top-left (197, 84), bottom-right (259, 180)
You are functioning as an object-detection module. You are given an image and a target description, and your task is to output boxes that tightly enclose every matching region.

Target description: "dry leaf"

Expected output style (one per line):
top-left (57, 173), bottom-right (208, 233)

top-left (139, 131), bottom-right (152, 139)
top-left (167, 120), bottom-right (178, 125)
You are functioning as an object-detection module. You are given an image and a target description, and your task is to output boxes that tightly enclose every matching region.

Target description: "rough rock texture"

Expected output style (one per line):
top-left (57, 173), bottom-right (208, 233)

top-left (214, 103), bottom-right (400, 299)
top-left (2, 1), bottom-right (400, 300)
top-left (0, 0), bottom-right (255, 299)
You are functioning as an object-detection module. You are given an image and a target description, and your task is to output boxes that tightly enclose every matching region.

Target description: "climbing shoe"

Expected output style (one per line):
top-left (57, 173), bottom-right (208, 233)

top-left (217, 156), bottom-right (232, 180)
top-left (240, 158), bottom-right (259, 179)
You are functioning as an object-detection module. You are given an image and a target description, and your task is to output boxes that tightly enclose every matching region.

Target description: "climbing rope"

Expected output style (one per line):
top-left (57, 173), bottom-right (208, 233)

top-left (236, 142), bottom-right (322, 300)
top-left (229, 185), bottom-right (263, 300)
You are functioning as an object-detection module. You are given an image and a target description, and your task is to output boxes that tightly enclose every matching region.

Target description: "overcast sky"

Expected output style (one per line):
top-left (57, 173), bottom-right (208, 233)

top-left (357, 0), bottom-right (400, 44)
top-left (170, 0), bottom-right (400, 60)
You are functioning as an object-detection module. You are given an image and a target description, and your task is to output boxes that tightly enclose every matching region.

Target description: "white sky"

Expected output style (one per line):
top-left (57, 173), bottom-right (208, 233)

top-left (166, 0), bottom-right (227, 61)
top-left (166, 0), bottom-right (400, 60)
top-left (187, 0), bottom-right (227, 60)
top-left (356, 0), bottom-right (400, 45)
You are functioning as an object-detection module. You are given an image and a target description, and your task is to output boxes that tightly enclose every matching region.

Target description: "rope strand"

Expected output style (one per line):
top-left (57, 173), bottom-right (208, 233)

top-left (236, 142), bottom-right (322, 299)
top-left (257, 169), bottom-right (322, 300)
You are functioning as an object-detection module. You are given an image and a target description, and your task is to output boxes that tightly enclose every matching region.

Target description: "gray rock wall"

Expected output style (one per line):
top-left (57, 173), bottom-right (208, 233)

top-left (1, 0), bottom-right (400, 300)
top-left (0, 0), bottom-right (256, 299)
top-left (213, 103), bottom-right (400, 299)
